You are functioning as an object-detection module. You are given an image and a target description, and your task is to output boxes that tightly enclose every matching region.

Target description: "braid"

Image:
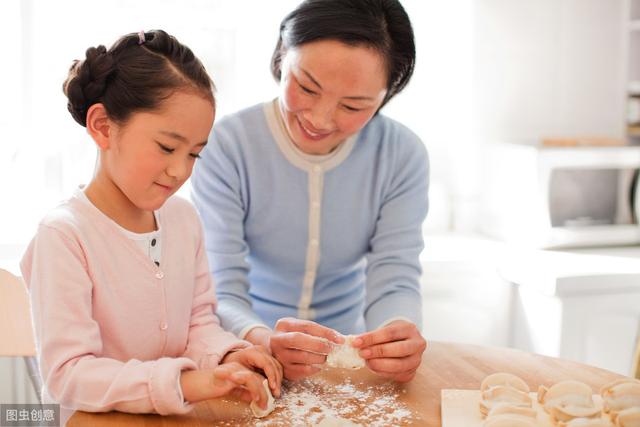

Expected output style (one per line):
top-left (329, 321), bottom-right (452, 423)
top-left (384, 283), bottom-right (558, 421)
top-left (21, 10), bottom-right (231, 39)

top-left (62, 29), bottom-right (214, 128)
top-left (63, 45), bottom-right (116, 126)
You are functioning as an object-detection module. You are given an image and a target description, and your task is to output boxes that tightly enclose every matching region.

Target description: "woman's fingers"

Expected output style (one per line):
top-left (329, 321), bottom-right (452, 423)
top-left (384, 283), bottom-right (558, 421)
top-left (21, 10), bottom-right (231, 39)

top-left (275, 317), bottom-right (343, 344)
top-left (268, 317), bottom-right (344, 381)
top-left (368, 367), bottom-right (418, 382)
top-left (353, 321), bottom-right (414, 348)
top-left (359, 339), bottom-right (422, 359)
top-left (276, 347), bottom-right (327, 365)
top-left (366, 353), bottom-right (422, 374)
top-left (273, 331), bottom-right (333, 354)
top-left (349, 321), bottom-right (427, 382)
top-left (270, 334), bottom-right (329, 380)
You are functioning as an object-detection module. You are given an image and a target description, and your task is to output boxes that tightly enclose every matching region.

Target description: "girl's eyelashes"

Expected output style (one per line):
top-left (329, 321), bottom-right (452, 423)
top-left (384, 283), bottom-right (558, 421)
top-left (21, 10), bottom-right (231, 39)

top-left (157, 142), bottom-right (175, 153)
top-left (157, 141), bottom-right (201, 159)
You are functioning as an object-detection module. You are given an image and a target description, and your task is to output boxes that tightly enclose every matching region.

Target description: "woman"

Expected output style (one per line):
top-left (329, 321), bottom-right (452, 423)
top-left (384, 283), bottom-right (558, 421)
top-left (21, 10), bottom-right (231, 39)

top-left (191, 0), bottom-right (428, 382)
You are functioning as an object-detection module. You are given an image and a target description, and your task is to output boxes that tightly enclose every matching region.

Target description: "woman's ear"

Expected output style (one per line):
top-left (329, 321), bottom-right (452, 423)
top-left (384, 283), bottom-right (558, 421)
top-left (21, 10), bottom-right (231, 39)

top-left (86, 103), bottom-right (111, 150)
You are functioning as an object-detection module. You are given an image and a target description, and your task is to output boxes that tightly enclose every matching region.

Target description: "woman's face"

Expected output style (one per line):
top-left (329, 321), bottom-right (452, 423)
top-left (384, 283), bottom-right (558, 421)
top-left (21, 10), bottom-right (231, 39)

top-left (278, 39), bottom-right (388, 155)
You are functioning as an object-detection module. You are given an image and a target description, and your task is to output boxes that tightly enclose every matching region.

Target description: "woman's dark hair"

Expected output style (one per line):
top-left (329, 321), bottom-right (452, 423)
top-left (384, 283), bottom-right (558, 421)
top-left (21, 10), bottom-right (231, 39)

top-left (270, 0), bottom-right (415, 109)
top-left (63, 30), bottom-right (214, 127)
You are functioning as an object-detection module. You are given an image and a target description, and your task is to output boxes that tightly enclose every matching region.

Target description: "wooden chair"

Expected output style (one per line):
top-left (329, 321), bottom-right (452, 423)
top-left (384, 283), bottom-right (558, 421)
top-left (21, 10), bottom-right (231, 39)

top-left (0, 268), bottom-right (42, 402)
top-left (634, 324), bottom-right (640, 380)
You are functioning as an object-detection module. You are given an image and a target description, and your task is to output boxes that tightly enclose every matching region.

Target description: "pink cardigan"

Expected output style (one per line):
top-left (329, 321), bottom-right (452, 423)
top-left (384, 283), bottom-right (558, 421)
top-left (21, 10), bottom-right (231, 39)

top-left (20, 190), bottom-right (248, 416)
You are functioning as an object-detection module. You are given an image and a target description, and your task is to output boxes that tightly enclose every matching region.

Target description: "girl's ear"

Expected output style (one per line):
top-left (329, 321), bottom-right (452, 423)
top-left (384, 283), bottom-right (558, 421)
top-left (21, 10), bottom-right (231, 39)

top-left (86, 103), bottom-right (112, 150)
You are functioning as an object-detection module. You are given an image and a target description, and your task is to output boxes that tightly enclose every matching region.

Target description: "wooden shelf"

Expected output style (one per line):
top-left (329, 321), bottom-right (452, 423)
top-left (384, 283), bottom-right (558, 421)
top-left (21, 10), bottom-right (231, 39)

top-left (628, 125), bottom-right (640, 136)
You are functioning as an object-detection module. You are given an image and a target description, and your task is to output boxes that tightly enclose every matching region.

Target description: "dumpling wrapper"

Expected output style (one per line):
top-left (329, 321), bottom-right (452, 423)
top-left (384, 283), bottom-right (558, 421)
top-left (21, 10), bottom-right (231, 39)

top-left (326, 335), bottom-right (366, 370)
top-left (250, 379), bottom-right (275, 418)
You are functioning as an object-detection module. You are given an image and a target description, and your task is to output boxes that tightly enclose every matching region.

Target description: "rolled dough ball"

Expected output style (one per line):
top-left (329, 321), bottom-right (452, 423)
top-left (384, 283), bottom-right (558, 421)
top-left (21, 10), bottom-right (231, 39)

top-left (326, 335), bottom-right (366, 369)
top-left (250, 378), bottom-right (275, 418)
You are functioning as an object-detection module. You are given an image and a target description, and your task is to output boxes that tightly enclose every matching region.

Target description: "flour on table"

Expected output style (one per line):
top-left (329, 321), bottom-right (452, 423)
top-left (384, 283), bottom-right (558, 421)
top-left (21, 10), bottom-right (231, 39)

top-left (326, 335), bottom-right (365, 369)
top-left (250, 379), bottom-right (275, 418)
top-left (317, 415), bottom-right (362, 426)
top-left (251, 377), bottom-right (417, 427)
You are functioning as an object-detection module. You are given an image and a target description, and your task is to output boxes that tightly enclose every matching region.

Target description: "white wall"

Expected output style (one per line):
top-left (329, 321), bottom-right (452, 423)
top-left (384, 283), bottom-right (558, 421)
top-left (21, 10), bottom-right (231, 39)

top-left (467, 0), bottom-right (627, 231)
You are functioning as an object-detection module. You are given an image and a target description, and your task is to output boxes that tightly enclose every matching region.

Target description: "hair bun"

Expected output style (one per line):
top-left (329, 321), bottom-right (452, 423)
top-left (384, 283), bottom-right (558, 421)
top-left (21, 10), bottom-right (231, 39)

top-left (63, 45), bottom-right (115, 126)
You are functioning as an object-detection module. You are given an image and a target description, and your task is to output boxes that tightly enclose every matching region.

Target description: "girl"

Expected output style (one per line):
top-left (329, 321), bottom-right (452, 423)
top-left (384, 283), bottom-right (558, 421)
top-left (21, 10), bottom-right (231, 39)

top-left (191, 0), bottom-right (428, 383)
top-left (20, 30), bottom-right (281, 423)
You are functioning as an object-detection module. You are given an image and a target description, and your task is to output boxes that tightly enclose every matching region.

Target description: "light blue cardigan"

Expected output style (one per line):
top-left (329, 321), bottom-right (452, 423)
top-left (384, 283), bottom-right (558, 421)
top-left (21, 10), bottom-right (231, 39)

top-left (191, 100), bottom-right (429, 337)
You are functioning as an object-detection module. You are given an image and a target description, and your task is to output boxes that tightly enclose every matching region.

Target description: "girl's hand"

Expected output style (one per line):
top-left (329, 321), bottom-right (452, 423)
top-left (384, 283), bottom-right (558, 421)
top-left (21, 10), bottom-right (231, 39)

top-left (352, 320), bottom-right (427, 382)
top-left (179, 362), bottom-right (270, 409)
top-left (270, 317), bottom-right (343, 380)
top-left (222, 345), bottom-right (283, 397)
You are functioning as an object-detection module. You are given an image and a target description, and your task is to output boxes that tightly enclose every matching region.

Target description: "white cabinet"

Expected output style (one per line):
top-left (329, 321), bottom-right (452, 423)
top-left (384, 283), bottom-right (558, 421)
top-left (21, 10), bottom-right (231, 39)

top-left (420, 234), bottom-right (512, 347)
top-left (503, 246), bottom-right (640, 376)
top-left (561, 293), bottom-right (639, 374)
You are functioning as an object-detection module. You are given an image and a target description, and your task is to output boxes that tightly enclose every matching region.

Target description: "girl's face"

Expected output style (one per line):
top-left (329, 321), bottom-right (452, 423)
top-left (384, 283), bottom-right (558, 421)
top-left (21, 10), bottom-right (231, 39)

top-left (104, 91), bottom-right (215, 211)
top-left (279, 39), bottom-right (388, 155)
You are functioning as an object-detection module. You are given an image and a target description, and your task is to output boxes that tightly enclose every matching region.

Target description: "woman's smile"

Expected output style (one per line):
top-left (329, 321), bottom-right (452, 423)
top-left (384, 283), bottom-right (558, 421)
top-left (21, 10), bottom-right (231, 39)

top-left (296, 116), bottom-right (333, 141)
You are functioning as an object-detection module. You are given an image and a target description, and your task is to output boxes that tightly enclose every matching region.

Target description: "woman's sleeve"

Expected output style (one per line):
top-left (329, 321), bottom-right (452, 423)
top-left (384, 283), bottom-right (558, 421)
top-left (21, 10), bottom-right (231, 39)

top-left (20, 225), bottom-right (194, 415)
top-left (364, 135), bottom-right (430, 331)
top-left (190, 129), bottom-right (268, 338)
top-left (181, 213), bottom-right (250, 367)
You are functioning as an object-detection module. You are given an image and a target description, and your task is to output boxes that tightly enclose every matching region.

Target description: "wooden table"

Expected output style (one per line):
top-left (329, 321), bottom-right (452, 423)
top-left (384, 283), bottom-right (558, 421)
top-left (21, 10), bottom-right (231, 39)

top-left (68, 341), bottom-right (628, 426)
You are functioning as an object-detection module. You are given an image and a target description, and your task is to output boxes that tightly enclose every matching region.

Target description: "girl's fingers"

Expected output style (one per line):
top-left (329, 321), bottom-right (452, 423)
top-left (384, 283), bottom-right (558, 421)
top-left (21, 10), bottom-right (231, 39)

top-left (262, 357), bottom-right (283, 398)
top-left (229, 387), bottom-right (253, 403)
top-left (262, 350), bottom-right (283, 391)
top-left (215, 363), bottom-right (269, 409)
top-left (250, 351), bottom-right (283, 397)
top-left (212, 363), bottom-right (236, 382)
top-left (230, 371), bottom-right (268, 410)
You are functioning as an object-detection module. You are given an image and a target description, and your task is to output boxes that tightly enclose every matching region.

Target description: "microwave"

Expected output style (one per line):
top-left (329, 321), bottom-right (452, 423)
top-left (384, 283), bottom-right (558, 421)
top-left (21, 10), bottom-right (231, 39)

top-left (480, 142), bottom-right (640, 248)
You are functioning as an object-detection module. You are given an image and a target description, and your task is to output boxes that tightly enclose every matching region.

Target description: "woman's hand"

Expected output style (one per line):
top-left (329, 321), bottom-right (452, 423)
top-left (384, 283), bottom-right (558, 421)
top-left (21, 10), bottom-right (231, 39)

top-left (352, 320), bottom-right (427, 382)
top-left (269, 317), bottom-right (343, 380)
top-left (221, 345), bottom-right (283, 397)
top-left (179, 362), bottom-right (270, 409)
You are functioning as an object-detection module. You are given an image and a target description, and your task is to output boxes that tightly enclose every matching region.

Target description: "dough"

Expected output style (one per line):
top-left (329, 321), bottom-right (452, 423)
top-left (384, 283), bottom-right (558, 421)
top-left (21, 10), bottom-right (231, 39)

top-left (250, 379), bottom-right (275, 418)
top-left (326, 335), bottom-right (365, 370)
top-left (317, 415), bottom-right (362, 426)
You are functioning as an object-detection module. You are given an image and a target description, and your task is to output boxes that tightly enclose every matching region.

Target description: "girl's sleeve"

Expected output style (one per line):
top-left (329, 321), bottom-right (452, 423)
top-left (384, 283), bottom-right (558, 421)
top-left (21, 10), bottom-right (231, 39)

top-left (21, 225), bottom-right (194, 415)
top-left (181, 210), bottom-right (250, 368)
top-left (364, 135), bottom-right (430, 332)
top-left (190, 129), bottom-right (268, 338)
